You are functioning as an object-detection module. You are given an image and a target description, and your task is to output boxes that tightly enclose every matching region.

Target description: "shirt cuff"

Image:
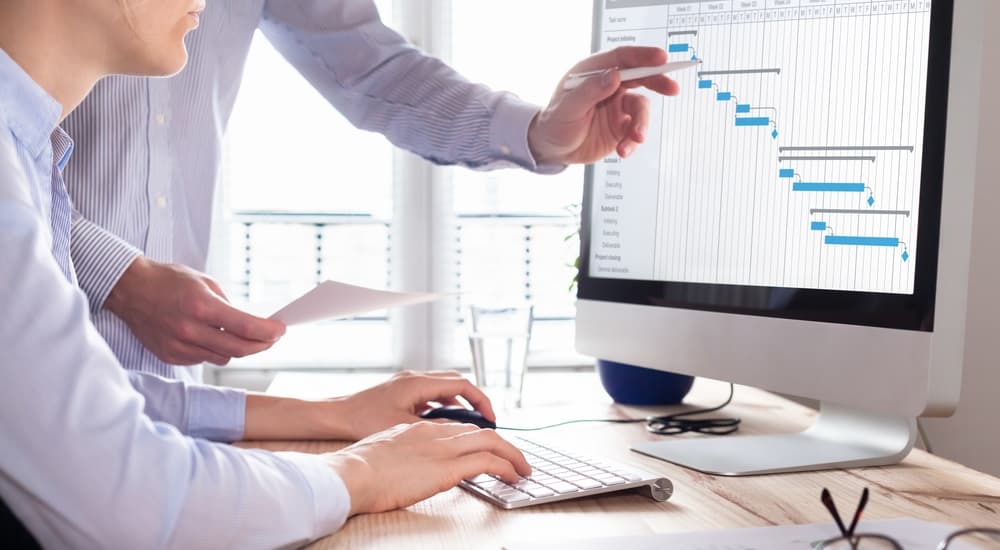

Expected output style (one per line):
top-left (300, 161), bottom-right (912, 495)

top-left (490, 95), bottom-right (566, 175)
top-left (186, 384), bottom-right (247, 442)
top-left (70, 216), bottom-right (143, 314)
top-left (276, 452), bottom-right (352, 537)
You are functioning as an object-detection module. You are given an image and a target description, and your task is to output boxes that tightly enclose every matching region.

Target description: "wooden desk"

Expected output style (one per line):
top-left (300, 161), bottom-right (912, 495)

top-left (240, 372), bottom-right (1000, 549)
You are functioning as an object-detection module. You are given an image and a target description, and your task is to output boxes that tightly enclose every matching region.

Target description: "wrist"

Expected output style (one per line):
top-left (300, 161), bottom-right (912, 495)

top-left (325, 453), bottom-right (372, 517)
top-left (306, 397), bottom-right (354, 440)
top-left (105, 255), bottom-right (151, 317)
top-left (526, 111), bottom-right (556, 166)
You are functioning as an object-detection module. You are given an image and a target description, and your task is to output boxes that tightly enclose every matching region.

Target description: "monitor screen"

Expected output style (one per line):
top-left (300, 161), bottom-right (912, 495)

top-left (580, 0), bottom-right (952, 330)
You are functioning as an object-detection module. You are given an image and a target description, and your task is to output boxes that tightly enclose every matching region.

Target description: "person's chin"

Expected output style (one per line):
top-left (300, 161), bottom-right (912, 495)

top-left (161, 50), bottom-right (190, 77)
top-left (148, 41), bottom-right (190, 77)
top-left (121, 50), bottom-right (188, 78)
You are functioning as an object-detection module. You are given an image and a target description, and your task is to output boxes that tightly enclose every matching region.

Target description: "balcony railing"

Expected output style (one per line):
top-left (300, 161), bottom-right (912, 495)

top-left (230, 210), bottom-right (579, 323)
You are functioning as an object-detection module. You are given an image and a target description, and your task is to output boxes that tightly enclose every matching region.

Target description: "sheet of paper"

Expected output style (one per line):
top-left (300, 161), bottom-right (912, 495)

top-left (505, 518), bottom-right (960, 550)
top-left (268, 280), bottom-right (443, 326)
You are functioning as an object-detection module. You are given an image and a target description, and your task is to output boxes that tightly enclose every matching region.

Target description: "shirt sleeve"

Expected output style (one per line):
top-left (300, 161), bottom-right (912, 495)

top-left (258, 0), bottom-right (565, 174)
top-left (70, 210), bottom-right (142, 314)
top-left (0, 198), bottom-right (350, 548)
top-left (126, 371), bottom-right (247, 442)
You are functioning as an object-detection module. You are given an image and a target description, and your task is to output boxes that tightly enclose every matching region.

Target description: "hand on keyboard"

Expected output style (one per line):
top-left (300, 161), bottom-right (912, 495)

top-left (326, 421), bottom-right (532, 516)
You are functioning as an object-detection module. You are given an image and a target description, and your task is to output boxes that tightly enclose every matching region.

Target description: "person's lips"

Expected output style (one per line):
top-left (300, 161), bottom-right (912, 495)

top-left (187, 2), bottom-right (205, 26)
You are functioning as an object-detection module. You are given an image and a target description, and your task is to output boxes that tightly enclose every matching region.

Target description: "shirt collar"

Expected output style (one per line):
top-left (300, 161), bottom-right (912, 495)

top-left (51, 127), bottom-right (74, 172)
top-left (0, 47), bottom-right (63, 160)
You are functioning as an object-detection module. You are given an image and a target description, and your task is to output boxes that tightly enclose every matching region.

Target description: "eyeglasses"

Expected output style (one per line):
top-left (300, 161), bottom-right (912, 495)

top-left (815, 487), bottom-right (1000, 550)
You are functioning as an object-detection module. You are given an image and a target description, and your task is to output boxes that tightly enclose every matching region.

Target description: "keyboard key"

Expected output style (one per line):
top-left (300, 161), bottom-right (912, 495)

top-left (495, 487), bottom-right (526, 498)
top-left (572, 478), bottom-right (602, 490)
top-left (498, 492), bottom-right (531, 504)
top-left (482, 481), bottom-right (512, 494)
top-left (612, 471), bottom-right (643, 482)
top-left (523, 486), bottom-right (556, 498)
top-left (549, 482), bottom-right (580, 494)
top-left (595, 475), bottom-right (627, 486)
top-left (467, 474), bottom-right (495, 484)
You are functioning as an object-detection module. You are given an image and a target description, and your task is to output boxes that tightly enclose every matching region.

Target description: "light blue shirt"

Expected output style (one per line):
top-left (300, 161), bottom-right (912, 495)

top-left (0, 48), bottom-right (350, 548)
top-left (63, 0), bottom-right (554, 441)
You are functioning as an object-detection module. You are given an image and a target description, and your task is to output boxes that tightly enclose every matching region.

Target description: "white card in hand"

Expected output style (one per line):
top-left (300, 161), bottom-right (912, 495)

top-left (269, 280), bottom-right (442, 326)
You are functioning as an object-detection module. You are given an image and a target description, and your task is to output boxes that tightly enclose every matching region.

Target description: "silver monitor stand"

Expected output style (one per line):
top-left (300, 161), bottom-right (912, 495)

top-left (631, 402), bottom-right (916, 476)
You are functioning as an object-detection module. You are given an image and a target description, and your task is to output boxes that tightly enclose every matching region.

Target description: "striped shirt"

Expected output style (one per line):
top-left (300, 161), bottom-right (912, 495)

top-left (0, 46), bottom-right (349, 548)
top-left (64, 0), bottom-right (549, 381)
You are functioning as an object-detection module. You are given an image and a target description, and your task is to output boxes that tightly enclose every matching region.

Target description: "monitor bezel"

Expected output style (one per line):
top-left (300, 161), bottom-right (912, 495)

top-left (578, 0), bottom-right (953, 332)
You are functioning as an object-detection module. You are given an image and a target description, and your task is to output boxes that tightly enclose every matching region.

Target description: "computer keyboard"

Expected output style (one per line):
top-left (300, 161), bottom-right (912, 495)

top-left (460, 435), bottom-right (673, 509)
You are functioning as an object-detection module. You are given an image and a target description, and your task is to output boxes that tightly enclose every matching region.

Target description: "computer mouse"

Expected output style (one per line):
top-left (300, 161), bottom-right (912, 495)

top-left (420, 405), bottom-right (497, 430)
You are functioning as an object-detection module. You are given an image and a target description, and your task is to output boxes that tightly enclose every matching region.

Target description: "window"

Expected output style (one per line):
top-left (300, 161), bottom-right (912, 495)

top-left (214, 1), bottom-right (593, 373)
top-left (448, 1), bottom-right (593, 367)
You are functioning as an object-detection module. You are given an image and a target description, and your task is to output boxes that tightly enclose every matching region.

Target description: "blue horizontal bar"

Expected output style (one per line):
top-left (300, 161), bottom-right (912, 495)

top-left (779, 168), bottom-right (795, 178)
top-left (735, 117), bottom-right (769, 127)
top-left (811, 221), bottom-right (827, 231)
top-left (736, 104), bottom-right (751, 113)
top-left (793, 182), bottom-right (865, 192)
top-left (668, 43), bottom-right (689, 52)
top-left (825, 235), bottom-right (900, 247)
top-left (698, 79), bottom-right (712, 89)
top-left (717, 92), bottom-right (732, 101)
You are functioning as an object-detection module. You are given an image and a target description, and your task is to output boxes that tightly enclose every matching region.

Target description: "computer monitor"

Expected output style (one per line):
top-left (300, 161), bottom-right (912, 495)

top-left (576, 0), bottom-right (990, 475)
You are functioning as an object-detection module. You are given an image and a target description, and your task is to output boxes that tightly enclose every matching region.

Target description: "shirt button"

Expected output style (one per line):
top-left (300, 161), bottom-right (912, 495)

top-left (155, 114), bottom-right (167, 126)
top-left (500, 145), bottom-right (512, 155)
top-left (155, 195), bottom-right (168, 208)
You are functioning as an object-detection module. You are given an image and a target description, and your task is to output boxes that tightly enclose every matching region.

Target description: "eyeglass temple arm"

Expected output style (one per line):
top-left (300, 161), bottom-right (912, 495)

top-left (821, 488), bottom-right (850, 537)
top-left (846, 487), bottom-right (870, 537)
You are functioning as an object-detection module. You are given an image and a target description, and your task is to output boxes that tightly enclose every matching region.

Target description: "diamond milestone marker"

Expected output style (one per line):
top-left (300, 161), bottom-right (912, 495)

top-left (902, 250), bottom-right (910, 262)
top-left (867, 195), bottom-right (875, 207)
top-left (771, 129), bottom-right (778, 139)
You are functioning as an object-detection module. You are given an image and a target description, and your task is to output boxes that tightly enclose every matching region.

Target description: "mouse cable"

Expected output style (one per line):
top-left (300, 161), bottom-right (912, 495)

top-left (495, 383), bottom-right (741, 436)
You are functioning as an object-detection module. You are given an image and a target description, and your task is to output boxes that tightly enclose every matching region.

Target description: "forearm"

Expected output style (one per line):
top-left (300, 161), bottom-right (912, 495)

top-left (244, 393), bottom-right (351, 440)
top-left (260, 0), bottom-right (563, 173)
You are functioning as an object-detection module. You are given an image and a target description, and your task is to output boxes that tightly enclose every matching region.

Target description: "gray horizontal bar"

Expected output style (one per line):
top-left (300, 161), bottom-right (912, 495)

top-left (698, 68), bottom-right (781, 77)
top-left (810, 208), bottom-right (911, 217)
top-left (779, 145), bottom-right (914, 152)
top-left (779, 155), bottom-right (876, 162)
top-left (605, 0), bottom-right (679, 7)
top-left (606, 0), bottom-right (741, 6)
top-left (668, 30), bottom-right (698, 36)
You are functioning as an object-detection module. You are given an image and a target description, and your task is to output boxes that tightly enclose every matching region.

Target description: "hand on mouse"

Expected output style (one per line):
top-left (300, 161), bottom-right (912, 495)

top-left (323, 370), bottom-right (497, 440)
top-left (324, 421), bottom-right (531, 516)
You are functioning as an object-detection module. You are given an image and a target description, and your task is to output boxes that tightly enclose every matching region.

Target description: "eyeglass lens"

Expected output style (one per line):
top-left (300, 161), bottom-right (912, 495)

top-left (819, 534), bottom-right (903, 550)
top-left (940, 529), bottom-right (1000, 550)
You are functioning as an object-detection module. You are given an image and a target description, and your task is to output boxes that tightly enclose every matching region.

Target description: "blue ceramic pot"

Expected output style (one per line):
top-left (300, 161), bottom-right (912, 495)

top-left (596, 359), bottom-right (694, 405)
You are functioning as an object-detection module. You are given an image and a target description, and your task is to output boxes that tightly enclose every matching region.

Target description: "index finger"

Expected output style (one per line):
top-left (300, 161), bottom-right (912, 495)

top-left (205, 297), bottom-right (287, 342)
top-left (568, 46), bottom-right (669, 75)
top-left (449, 430), bottom-right (532, 477)
top-left (416, 378), bottom-right (497, 423)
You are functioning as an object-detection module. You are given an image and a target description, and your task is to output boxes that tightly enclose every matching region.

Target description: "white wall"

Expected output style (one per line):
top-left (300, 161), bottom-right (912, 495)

top-left (922, 2), bottom-right (1000, 477)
